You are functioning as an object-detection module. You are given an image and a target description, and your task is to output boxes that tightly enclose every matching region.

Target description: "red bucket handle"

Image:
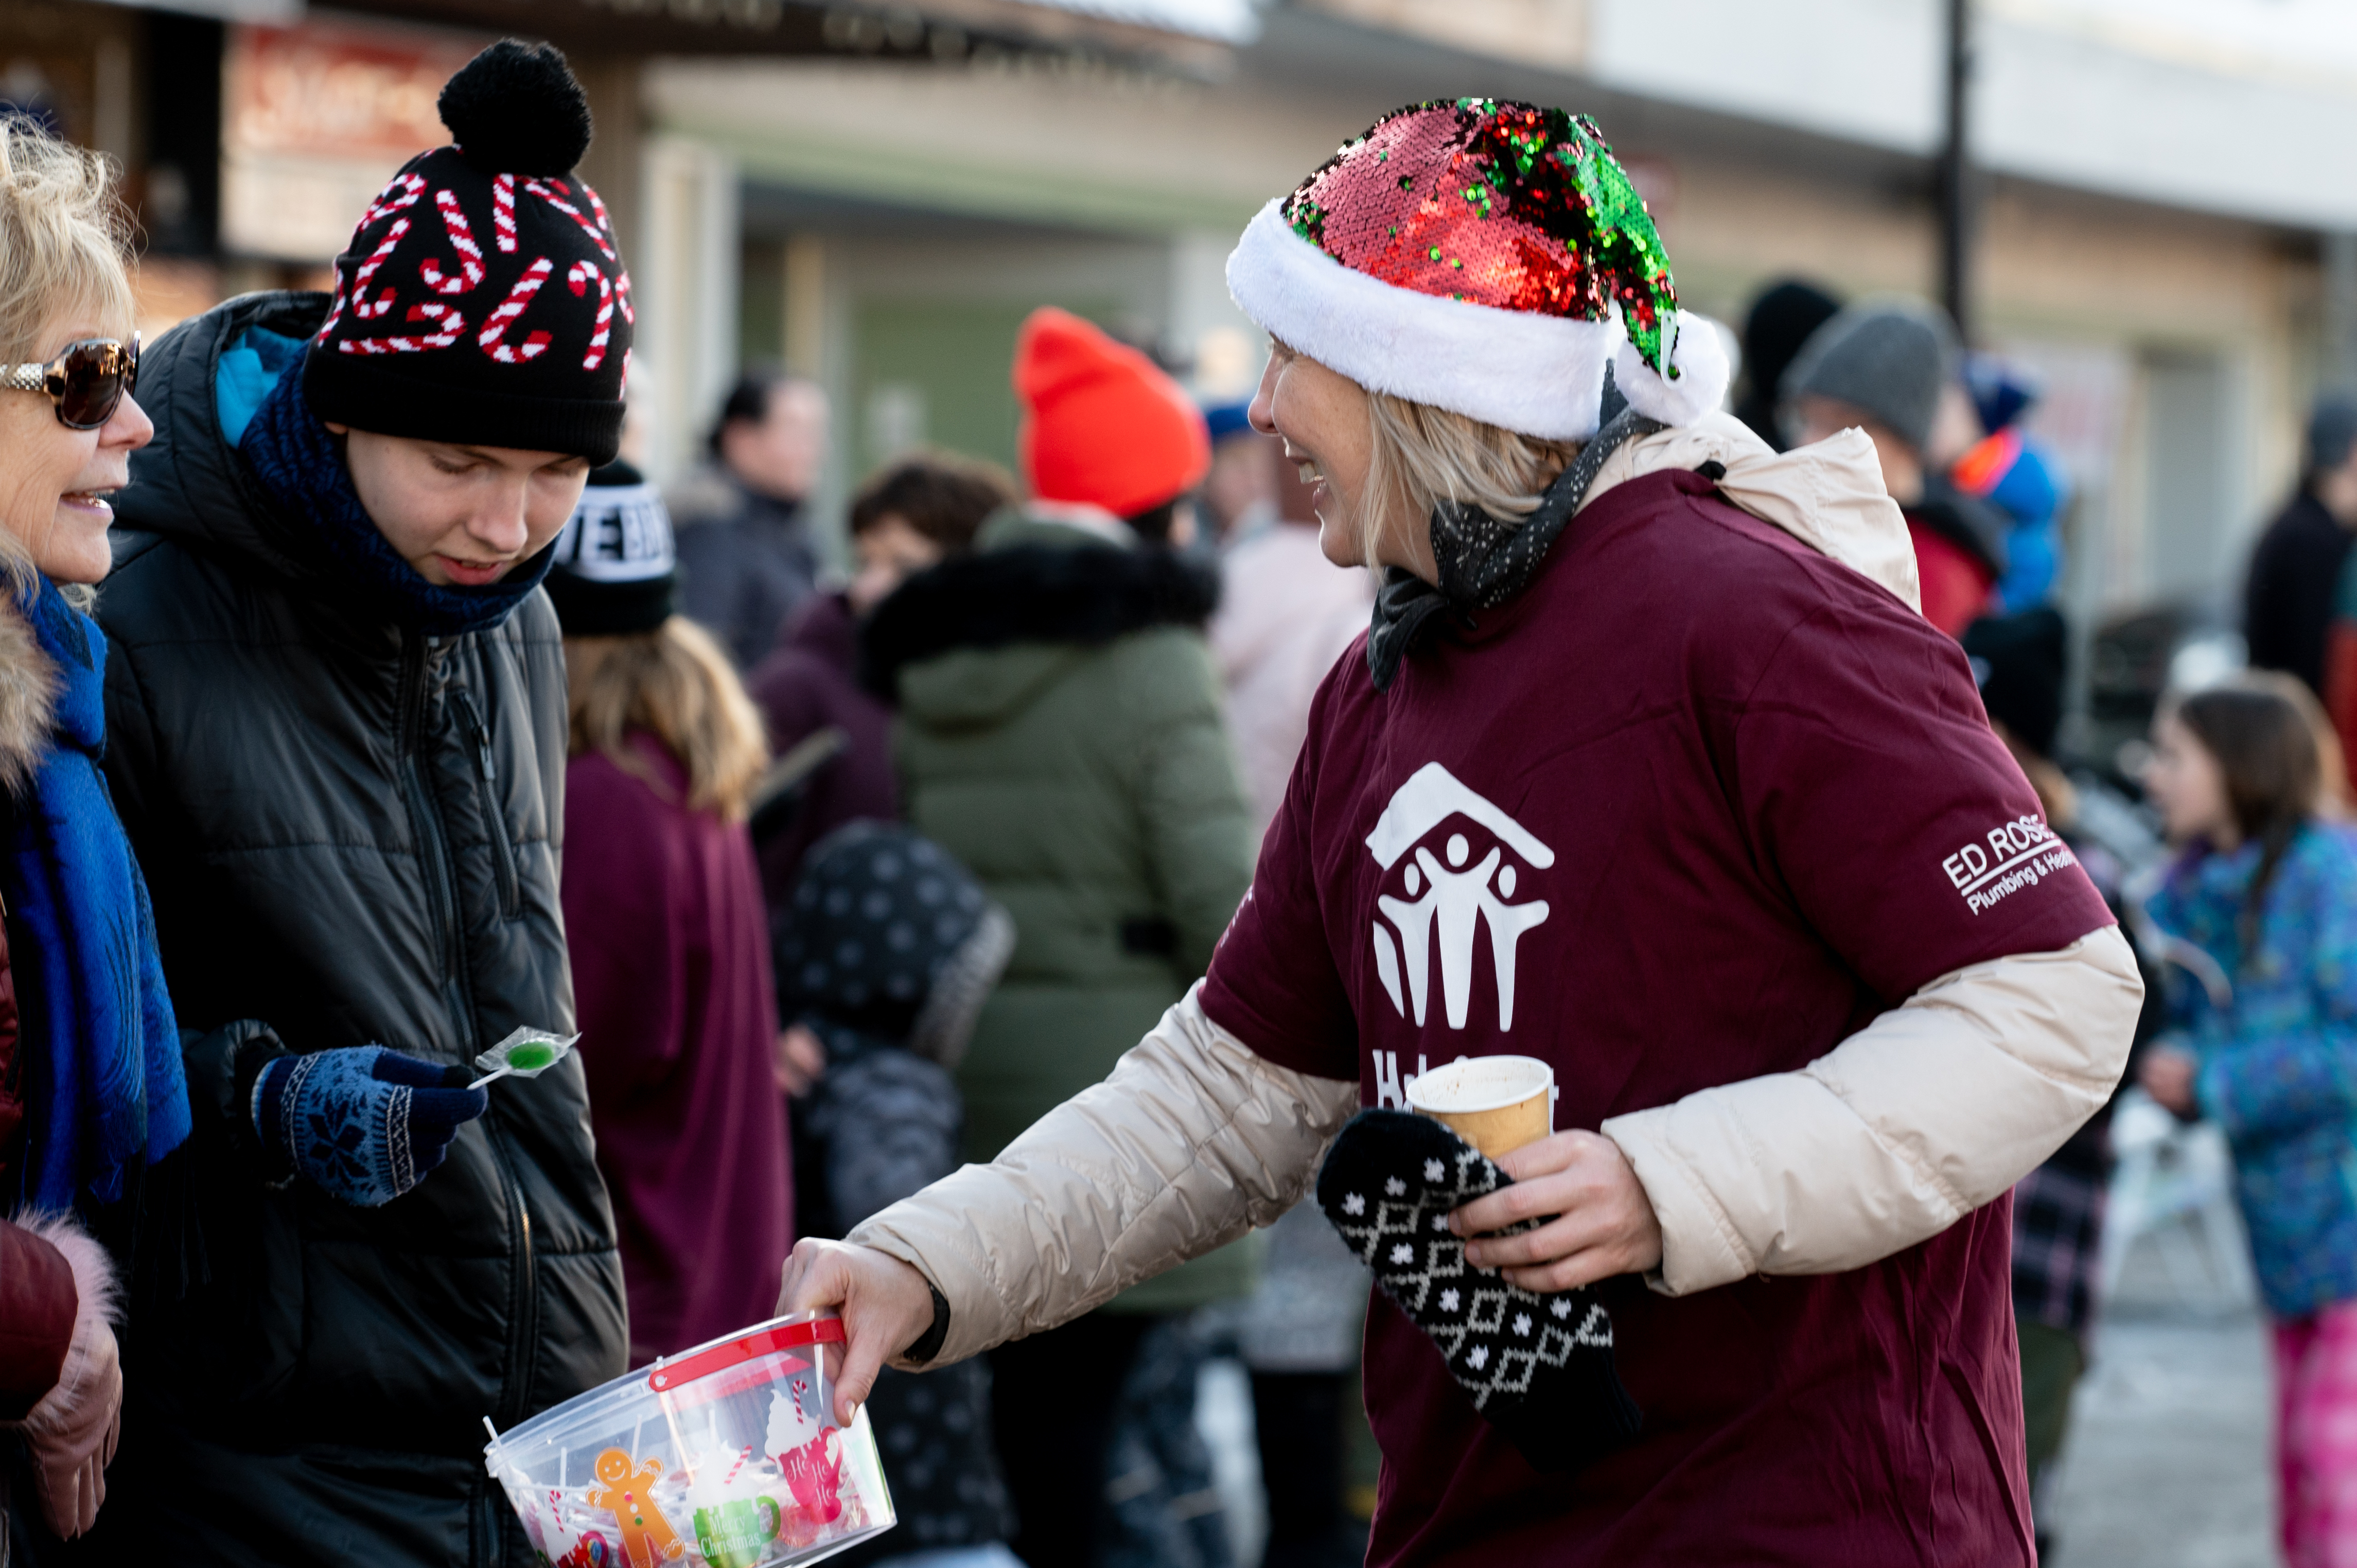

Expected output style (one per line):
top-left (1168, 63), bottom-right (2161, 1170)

top-left (648, 1317), bottom-right (845, 1393)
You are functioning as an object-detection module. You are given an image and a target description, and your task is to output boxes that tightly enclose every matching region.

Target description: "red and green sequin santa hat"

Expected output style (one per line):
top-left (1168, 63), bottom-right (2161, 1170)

top-left (1226, 99), bottom-right (1727, 440)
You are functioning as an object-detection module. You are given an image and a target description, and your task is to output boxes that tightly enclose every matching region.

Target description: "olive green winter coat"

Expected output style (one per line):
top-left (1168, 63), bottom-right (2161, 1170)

top-left (866, 512), bottom-right (1261, 1311)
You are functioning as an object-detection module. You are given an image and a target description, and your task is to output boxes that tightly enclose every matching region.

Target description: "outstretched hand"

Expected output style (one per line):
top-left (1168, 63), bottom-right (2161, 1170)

top-left (776, 1239), bottom-right (938, 1426)
top-left (1447, 1130), bottom-right (1663, 1292)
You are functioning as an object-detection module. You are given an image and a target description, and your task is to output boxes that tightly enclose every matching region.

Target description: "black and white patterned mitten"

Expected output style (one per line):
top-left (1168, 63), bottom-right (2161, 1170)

top-left (1315, 1109), bottom-right (1641, 1472)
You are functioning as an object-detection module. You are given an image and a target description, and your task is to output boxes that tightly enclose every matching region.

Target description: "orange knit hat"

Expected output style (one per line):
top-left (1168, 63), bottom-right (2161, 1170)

top-left (1014, 307), bottom-right (1211, 518)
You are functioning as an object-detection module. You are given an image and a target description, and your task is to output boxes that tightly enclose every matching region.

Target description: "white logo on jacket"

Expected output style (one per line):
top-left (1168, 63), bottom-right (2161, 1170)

top-left (1942, 814), bottom-right (2077, 915)
top-left (1365, 763), bottom-right (1553, 1031)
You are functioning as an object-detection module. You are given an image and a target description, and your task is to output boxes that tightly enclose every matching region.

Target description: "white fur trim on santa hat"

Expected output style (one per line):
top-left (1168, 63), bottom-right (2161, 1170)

top-left (1613, 310), bottom-right (1731, 429)
top-left (1226, 199), bottom-right (1625, 442)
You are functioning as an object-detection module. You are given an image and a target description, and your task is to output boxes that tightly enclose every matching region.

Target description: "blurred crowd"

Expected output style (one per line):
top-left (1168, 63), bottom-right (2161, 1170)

top-left (6, 27), bottom-right (2357, 1568)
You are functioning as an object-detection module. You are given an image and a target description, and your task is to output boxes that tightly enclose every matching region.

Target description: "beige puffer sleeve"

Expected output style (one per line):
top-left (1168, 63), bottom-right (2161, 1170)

top-left (1601, 925), bottom-right (2143, 1296)
top-left (845, 985), bottom-right (1359, 1366)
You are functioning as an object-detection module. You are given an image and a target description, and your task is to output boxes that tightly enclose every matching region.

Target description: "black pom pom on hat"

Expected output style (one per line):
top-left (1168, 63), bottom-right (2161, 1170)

top-left (437, 39), bottom-right (594, 178)
top-left (305, 36), bottom-right (629, 464)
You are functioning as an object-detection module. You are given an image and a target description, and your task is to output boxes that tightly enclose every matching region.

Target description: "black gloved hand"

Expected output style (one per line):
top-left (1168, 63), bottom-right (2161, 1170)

top-left (1316, 1108), bottom-right (1641, 1472)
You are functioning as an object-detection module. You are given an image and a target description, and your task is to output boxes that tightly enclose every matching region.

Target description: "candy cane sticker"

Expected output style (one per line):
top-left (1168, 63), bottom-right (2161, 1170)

top-left (585, 184), bottom-right (618, 247)
top-left (420, 189), bottom-right (486, 296)
top-left (338, 301), bottom-right (467, 356)
top-left (493, 174), bottom-right (518, 254)
top-left (321, 173), bottom-right (429, 341)
top-left (478, 257), bottom-right (555, 363)
top-left (348, 219), bottom-right (414, 321)
top-left (567, 259), bottom-right (615, 371)
top-left (318, 276), bottom-right (350, 341)
top-left (357, 172), bottom-right (427, 230)
top-left (523, 179), bottom-right (617, 262)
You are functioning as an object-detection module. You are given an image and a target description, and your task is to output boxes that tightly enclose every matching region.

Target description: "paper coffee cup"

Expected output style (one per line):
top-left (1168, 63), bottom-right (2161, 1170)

top-left (1405, 1055), bottom-right (1554, 1158)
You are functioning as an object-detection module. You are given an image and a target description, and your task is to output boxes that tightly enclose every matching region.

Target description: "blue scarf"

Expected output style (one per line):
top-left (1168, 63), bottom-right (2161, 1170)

top-left (6, 575), bottom-right (191, 1208)
top-left (237, 367), bottom-right (556, 637)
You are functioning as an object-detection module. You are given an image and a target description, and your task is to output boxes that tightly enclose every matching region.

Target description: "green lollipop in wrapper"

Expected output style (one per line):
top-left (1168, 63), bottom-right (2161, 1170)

top-left (469, 1027), bottom-right (582, 1090)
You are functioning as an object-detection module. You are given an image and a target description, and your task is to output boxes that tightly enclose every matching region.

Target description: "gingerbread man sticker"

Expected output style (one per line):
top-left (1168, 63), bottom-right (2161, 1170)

top-left (586, 1448), bottom-right (684, 1568)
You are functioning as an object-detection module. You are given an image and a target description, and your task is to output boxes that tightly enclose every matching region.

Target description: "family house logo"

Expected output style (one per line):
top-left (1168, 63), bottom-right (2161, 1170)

top-left (1366, 763), bottom-right (1553, 1032)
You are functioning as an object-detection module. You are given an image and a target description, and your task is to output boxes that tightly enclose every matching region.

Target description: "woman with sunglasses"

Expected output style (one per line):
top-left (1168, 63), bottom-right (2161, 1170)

top-left (0, 121), bottom-right (188, 1549)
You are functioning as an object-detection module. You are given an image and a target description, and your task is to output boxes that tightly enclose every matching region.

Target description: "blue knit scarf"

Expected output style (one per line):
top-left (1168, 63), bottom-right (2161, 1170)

top-left (6, 575), bottom-right (190, 1208)
top-left (237, 367), bottom-right (556, 637)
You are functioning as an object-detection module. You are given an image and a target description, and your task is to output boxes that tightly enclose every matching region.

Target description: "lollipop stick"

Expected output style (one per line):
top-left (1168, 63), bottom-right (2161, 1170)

top-left (467, 1065), bottom-right (514, 1091)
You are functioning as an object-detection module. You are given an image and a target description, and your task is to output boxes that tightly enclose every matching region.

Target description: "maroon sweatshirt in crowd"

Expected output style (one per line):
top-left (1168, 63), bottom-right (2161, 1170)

top-left (746, 591), bottom-right (898, 903)
top-left (1204, 470), bottom-right (2113, 1566)
top-left (563, 738), bottom-right (790, 1361)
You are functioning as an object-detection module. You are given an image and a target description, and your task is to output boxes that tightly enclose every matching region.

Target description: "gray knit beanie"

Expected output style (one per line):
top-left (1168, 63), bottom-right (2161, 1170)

top-left (1778, 297), bottom-right (1958, 453)
top-left (2307, 393), bottom-right (2357, 481)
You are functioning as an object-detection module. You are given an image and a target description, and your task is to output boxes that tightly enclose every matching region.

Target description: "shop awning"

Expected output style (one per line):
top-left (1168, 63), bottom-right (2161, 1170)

top-left (313, 0), bottom-right (1251, 74)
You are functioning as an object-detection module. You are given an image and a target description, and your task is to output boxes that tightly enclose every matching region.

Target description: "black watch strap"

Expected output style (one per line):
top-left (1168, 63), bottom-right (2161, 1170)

top-left (903, 1284), bottom-right (951, 1365)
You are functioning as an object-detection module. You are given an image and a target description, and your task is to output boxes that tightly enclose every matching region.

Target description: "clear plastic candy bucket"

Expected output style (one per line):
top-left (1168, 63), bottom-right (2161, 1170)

top-left (484, 1311), bottom-right (894, 1567)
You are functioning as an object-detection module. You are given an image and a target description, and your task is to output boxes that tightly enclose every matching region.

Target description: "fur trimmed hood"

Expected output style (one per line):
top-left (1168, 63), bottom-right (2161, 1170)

top-left (860, 517), bottom-right (1220, 704)
top-left (0, 597), bottom-right (60, 797)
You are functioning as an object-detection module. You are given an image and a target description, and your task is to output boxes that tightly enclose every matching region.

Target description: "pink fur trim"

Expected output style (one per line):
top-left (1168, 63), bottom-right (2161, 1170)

top-left (18, 1213), bottom-right (118, 1332)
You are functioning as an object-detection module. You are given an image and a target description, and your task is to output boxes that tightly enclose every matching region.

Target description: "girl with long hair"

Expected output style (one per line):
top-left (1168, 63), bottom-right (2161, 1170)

top-left (2140, 677), bottom-right (2357, 1564)
top-left (546, 465), bottom-right (790, 1361)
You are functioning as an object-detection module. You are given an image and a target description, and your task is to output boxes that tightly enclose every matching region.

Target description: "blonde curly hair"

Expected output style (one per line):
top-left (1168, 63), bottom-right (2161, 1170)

top-left (0, 117), bottom-right (135, 366)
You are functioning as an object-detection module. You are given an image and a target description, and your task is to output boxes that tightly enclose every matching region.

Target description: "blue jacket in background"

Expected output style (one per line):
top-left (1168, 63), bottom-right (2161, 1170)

top-left (2148, 823), bottom-right (2357, 1317)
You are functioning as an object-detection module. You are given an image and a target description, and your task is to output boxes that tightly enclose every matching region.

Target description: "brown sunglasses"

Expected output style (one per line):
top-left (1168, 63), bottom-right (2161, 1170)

top-left (1, 334), bottom-right (140, 430)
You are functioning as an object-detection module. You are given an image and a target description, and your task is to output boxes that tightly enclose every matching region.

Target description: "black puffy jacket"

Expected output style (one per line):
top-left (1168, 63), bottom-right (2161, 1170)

top-left (92, 291), bottom-right (626, 1564)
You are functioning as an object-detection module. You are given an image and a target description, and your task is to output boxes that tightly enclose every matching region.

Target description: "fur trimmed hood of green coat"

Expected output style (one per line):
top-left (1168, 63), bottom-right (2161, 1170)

top-left (860, 512), bottom-right (1220, 716)
top-left (874, 509), bottom-right (1260, 1313)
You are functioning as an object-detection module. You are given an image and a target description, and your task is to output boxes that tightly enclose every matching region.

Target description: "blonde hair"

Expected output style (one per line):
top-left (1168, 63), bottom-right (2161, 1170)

top-left (1358, 391), bottom-right (1580, 569)
top-left (564, 617), bottom-right (770, 821)
top-left (0, 121), bottom-right (133, 600)
top-left (0, 119), bottom-right (135, 366)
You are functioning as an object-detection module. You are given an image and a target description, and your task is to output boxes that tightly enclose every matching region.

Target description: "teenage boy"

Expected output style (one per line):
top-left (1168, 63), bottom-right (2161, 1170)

top-left (95, 42), bottom-right (629, 1564)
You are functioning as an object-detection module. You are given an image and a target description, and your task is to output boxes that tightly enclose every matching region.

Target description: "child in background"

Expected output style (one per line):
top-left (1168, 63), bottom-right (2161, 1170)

top-left (2139, 677), bottom-right (2357, 1565)
top-left (777, 821), bottom-right (1018, 1568)
top-left (547, 464), bottom-right (791, 1362)
top-left (744, 451), bottom-right (1015, 905)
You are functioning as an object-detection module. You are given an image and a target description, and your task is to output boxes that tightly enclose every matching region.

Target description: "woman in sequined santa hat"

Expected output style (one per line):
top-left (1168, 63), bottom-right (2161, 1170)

top-left (783, 100), bottom-right (2141, 1567)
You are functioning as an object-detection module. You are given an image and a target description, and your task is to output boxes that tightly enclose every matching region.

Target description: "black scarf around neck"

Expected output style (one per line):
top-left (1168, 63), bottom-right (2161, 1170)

top-left (1366, 404), bottom-right (1663, 691)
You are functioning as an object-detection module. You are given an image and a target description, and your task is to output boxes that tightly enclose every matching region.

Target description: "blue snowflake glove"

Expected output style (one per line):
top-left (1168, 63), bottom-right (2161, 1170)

top-left (252, 1047), bottom-right (489, 1207)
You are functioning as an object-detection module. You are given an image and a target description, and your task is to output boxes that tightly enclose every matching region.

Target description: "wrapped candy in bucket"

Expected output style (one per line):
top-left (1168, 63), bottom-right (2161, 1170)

top-left (484, 1311), bottom-right (894, 1567)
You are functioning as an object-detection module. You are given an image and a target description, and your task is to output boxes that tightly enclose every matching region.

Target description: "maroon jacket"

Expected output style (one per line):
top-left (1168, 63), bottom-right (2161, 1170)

top-left (1206, 470), bottom-right (2110, 1566)
top-left (745, 592), bottom-right (897, 903)
top-left (562, 740), bottom-right (790, 1362)
top-left (0, 912), bottom-right (77, 1417)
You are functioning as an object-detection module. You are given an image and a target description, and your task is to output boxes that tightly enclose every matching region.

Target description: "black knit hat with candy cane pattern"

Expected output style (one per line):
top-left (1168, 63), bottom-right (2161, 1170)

top-left (303, 40), bottom-right (633, 464)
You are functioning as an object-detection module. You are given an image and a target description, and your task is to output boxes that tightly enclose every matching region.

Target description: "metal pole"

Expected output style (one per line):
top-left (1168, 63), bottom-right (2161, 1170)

top-left (1940, 0), bottom-right (1972, 341)
top-left (2327, 233), bottom-right (2357, 391)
